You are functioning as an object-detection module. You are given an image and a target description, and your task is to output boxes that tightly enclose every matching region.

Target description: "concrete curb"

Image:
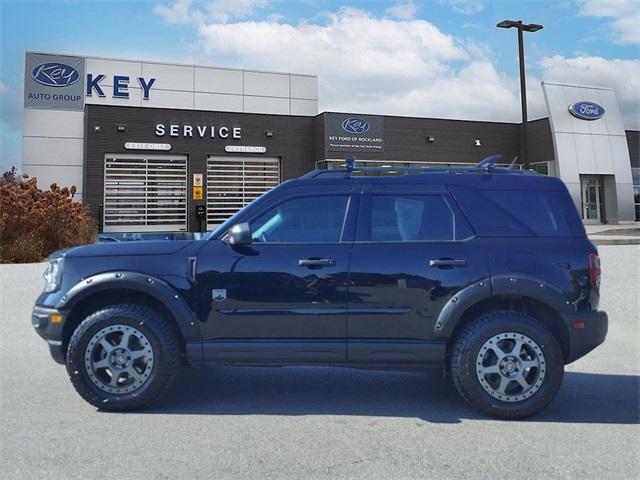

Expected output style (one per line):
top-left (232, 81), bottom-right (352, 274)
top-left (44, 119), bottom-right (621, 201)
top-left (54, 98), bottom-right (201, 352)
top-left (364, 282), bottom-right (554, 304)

top-left (590, 238), bottom-right (640, 245)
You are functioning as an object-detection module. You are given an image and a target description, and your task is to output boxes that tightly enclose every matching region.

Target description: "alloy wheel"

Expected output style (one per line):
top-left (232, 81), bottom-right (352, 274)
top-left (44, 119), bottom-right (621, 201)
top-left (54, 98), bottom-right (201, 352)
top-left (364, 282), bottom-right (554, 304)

top-left (475, 332), bottom-right (546, 402)
top-left (84, 324), bottom-right (154, 395)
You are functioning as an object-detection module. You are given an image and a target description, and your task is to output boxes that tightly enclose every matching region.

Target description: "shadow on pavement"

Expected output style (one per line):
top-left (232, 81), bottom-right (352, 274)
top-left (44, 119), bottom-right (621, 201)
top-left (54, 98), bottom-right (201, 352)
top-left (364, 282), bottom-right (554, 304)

top-left (141, 367), bottom-right (639, 425)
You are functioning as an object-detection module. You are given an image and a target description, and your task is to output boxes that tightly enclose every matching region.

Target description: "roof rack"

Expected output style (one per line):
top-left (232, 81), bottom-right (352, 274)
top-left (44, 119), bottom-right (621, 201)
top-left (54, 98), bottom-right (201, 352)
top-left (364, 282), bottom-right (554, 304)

top-left (303, 155), bottom-right (536, 179)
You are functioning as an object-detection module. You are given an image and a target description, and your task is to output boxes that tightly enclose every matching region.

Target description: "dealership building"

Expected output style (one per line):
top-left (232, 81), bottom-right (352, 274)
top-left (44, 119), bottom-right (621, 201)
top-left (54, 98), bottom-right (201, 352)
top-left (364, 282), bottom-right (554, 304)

top-left (22, 52), bottom-right (640, 232)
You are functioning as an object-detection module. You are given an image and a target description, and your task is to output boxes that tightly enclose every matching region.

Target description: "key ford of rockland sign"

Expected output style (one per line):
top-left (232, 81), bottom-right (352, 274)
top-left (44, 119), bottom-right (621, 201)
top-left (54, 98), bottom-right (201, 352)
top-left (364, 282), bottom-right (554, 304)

top-left (326, 113), bottom-right (384, 152)
top-left (24, 52), bottom-right (156, 111)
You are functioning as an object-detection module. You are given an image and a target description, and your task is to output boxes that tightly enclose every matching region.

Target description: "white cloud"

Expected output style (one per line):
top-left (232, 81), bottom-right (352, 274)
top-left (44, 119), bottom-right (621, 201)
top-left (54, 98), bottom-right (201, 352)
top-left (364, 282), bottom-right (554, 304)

top-left (154, 2), bottom-right (639, 129)
top-left (194, 7), bottom-right (526, 121)
top-left (153, 0), bottom-right (269, 24)
top-left (153, 0), bottom-right (195, 24)
top-left (539, 55), bottom-right (640, 129)
top-left (0, 81), bottom-right (8, 95)
top-left (578, 0), bottom-right (640, 44)
top-left (385, 1), bottom-right (419, 20)
top-left (206, 0), bottom-right (269, 23)
top-left (438, 0), bottom-right (484, 15)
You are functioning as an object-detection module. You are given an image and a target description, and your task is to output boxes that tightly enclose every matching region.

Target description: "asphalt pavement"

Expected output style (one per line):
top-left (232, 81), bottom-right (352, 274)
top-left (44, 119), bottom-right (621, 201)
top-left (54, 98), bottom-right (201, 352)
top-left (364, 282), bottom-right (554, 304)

top-left (1, 246), bottom-right (639, 480)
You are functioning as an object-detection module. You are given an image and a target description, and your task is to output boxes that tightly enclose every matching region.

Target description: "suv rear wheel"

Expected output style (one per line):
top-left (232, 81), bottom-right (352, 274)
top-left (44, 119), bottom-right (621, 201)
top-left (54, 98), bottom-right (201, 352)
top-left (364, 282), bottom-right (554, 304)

top-left (449, 310), bottom-right (564, 419)
top-left (66, 303), bottom-right (180, 411)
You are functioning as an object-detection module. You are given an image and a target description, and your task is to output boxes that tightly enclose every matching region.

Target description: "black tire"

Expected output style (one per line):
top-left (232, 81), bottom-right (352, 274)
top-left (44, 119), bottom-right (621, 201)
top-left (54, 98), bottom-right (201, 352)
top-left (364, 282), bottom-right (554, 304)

top-left (449, 310), bottom-right (564, 419)
top-left (66, 303), bottom-right (180, 411)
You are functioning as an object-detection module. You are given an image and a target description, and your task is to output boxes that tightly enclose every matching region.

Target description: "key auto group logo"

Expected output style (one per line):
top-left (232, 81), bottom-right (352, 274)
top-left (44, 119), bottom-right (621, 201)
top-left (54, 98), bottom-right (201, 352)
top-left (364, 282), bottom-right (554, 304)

top-left (342, 117), bottom-right (370, 135)
top-left (31, 62), bottom-right (80, 87)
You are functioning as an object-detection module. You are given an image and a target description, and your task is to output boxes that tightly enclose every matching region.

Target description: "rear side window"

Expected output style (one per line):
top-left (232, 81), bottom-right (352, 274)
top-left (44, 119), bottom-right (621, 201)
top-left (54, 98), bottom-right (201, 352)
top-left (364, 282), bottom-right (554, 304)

top-left (367, 194), bottom-right (473, 242)
top-left (482, 190), bottom-right (572, 236)
top-left (450, 185), bottom-right (573, 237)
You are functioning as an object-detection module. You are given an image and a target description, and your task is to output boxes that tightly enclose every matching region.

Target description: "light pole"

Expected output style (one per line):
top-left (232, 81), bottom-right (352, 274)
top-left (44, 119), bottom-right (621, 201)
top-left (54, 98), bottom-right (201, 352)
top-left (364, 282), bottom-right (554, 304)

top-left (497, 20), bottom-right (543, 170)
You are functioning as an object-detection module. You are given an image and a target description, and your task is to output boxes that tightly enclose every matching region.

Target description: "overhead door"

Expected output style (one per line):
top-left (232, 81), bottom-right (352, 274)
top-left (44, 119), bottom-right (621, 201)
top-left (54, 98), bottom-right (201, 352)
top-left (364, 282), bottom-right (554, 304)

top-left (206, 156), bottom-right (280, 229)
top-left (103, 154), bottom-right (188, 232)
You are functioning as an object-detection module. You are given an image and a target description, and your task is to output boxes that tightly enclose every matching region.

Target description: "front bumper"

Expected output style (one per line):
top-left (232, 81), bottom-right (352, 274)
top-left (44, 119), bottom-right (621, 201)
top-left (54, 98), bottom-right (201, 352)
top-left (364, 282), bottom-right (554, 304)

top-left (562, 310), bottom-right (608, 364)
top-left (32, 305), bottom-right (67, 364)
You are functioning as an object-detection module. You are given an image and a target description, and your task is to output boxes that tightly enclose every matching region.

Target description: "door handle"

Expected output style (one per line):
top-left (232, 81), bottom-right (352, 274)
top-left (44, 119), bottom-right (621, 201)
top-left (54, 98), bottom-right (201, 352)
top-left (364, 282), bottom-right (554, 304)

top-left (429, 259), bottom-right (468, 268)
top-left (298, 258), bottom-right (336, 268)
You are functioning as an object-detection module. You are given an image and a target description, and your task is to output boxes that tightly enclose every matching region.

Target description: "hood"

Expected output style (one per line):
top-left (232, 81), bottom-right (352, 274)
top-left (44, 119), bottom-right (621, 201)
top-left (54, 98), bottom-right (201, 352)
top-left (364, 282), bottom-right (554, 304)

top-left (58, 240), bottom-right (198, 259)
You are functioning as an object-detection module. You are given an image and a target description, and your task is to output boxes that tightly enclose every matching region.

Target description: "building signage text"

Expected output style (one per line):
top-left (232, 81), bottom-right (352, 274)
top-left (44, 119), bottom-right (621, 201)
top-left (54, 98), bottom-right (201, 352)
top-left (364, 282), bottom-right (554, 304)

top-left (87, 74), bottom-right (156, 100)
top-left (124, 142), bottom-right (171, 151)
top-left (24, 52), bottom-right (158, 110)
top-left (568, 101), bottom-right (606, 120)
top-left (225, 145), bottom-right (266, 153)
top-left (326, 114), bottom-right (384, 152)
top-left (155, 124), bottom-right (242, 139)
top-left (24, 53), bottom-right (86, 111)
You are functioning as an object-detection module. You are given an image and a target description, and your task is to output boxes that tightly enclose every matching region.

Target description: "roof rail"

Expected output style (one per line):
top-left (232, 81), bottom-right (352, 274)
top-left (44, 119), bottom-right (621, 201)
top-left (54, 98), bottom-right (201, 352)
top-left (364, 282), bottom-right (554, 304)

top-left (302, 154), bottom-right (535, 179)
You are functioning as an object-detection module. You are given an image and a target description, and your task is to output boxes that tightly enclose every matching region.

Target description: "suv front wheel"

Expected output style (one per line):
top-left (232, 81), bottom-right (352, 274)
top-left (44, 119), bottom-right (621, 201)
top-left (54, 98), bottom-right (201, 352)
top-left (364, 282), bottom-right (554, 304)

top-left (66, 303), bottom-right (180, 411)
top-left (449, 310), bottom-right (564, 419)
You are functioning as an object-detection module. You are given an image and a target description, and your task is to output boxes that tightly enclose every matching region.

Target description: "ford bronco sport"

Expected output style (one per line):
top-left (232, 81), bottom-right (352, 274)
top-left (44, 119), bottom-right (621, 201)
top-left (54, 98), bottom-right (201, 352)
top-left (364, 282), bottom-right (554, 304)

top-left (32, 156), bottom-right (607, 418)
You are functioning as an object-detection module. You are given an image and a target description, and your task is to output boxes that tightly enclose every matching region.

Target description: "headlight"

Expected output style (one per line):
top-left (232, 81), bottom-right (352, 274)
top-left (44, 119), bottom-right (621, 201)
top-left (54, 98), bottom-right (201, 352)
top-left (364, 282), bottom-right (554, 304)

top-left (43, 259), bottom-right (63, 293)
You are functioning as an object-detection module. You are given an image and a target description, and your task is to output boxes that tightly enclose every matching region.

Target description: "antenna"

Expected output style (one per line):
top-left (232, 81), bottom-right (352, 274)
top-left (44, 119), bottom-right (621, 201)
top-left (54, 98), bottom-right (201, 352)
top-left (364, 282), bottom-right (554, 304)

top-left (474, 154), bottom-right (502, 172)
top-left (509, 156), bottom-right (519, 169)
top-left (345, 156), bottom-right (356, 172)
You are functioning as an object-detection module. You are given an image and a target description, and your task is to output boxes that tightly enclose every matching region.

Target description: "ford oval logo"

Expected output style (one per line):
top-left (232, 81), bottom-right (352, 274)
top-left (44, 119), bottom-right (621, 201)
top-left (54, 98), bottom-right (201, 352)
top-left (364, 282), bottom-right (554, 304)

top-left (31, 62), bottom-right (80, 87)
top-left (568, 101), bottom-right (605, 120)
top-left (342, 118), bottom-right (369, 135)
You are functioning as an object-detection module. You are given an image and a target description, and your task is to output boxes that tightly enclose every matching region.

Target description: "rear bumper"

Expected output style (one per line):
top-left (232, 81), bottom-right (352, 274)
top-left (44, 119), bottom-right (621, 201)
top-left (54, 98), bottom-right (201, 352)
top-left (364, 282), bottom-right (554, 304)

top-left (562, 310), bottom-right (608, 364)
top-left (32, 305), bottom-right (67, 365)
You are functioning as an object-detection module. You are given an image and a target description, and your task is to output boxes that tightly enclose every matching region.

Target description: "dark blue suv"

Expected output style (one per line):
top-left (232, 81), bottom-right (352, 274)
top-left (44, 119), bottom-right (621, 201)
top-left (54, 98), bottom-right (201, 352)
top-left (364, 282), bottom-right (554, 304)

top-left (32, 157), bottom-right (607, 418)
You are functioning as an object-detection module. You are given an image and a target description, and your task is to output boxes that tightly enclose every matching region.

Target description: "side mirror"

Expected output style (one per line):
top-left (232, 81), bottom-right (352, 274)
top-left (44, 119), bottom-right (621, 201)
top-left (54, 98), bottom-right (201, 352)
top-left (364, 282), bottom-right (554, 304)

top-left (227, 222), bottom-right (252, 246)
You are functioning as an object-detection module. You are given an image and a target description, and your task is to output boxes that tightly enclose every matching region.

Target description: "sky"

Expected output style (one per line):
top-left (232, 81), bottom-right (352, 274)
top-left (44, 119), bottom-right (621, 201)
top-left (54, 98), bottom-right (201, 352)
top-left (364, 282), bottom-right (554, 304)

top-left (1, 0), bottom-right (639, 173)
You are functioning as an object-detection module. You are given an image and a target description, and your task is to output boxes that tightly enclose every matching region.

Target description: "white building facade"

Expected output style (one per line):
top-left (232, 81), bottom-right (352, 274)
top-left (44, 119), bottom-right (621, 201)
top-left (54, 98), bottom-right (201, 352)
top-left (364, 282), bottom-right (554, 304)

top-left (21, 52), bottom-right (638, 230)
top-left (542, 81), bottom-right (636, 223)
top-left (22, 51), bottom-right (318, 203)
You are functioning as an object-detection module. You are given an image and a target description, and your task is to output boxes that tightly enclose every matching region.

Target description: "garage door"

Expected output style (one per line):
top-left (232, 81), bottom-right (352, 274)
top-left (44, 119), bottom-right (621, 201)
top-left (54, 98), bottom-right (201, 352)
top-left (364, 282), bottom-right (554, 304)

top-left (206, 156), bottom-right (280, 229)
top-left (103, 154), bottom-right (188, 232)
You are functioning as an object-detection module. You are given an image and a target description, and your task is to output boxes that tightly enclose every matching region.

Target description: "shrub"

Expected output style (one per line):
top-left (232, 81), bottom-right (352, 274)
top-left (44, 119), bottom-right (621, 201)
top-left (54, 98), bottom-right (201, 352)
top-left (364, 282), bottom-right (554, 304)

top-left (0, 171), bottom-right (98, 263)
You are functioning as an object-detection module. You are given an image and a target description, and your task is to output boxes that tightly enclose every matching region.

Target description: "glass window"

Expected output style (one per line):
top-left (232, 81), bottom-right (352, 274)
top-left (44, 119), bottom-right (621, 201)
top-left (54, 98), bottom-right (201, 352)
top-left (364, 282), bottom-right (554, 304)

top-left (368, 195), bottom-right (473, 242)
top-left (249, 196), bottom-right (348, 243)
top-left (632, 168), bottom-right (640, 221)
top-left (482, 190), bottom-right (572, 236)
top-left (531, 163), bottom-right (549, 176)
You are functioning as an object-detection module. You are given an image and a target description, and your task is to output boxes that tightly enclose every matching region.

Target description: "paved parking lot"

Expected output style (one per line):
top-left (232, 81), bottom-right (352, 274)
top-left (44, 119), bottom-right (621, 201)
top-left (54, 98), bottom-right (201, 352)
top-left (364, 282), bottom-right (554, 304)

top-left (1, 246), bottom-right (639, 480)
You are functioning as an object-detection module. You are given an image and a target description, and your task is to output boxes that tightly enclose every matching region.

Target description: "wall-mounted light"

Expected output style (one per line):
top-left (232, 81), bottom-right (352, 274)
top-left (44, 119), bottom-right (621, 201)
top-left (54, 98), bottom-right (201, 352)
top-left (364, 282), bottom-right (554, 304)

top-left (426, 135), bottom-right (435, 143)
top-left (474, 139), bottom-right (481, 147)
top-left (265, 130), bottom-right (274, 137)
top-left (94, 126), bottom-right (101, 133)
top-left (116, 124), bottom-right (127, 132)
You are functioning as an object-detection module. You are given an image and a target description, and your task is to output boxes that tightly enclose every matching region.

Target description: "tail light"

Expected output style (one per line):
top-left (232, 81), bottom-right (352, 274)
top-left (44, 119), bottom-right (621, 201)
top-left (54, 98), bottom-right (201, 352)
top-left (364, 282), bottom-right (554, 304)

top-left (588, 253), bottom-right (601, 291)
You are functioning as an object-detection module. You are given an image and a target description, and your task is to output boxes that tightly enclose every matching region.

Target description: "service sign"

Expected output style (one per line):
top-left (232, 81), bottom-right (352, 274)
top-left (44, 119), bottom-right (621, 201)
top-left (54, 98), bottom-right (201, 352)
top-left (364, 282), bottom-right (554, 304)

top-left (24, 53), bottom-right (85, 110)
top-left (326, 113), bottom-right (384, 152)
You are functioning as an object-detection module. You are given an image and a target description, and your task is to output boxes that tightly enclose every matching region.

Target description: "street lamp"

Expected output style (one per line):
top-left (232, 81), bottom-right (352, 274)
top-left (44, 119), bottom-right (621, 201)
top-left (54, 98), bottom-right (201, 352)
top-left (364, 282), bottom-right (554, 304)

top-left (497, 20), bottom-right (543, 170)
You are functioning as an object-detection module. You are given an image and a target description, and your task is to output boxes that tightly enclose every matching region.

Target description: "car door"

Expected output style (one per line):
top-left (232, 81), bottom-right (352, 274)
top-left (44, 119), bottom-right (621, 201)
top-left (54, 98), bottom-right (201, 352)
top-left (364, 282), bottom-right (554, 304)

top-left (347, 183), bottom-right (490, 365)
top-left (194, 184), bottom-right (359, 364)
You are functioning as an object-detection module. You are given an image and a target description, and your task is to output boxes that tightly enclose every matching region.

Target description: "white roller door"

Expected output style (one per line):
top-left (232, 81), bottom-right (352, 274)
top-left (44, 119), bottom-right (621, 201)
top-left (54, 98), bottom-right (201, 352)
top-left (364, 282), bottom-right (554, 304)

top-left (206, 156), bottom-right (280, 229)
top-left (103, 154), bottom-right (188, 232)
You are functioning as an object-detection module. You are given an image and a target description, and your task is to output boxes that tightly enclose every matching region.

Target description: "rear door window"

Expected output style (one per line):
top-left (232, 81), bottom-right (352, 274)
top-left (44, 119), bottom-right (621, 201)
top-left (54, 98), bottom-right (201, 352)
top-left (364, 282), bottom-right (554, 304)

top-left (365, 194), bottom-right (474, 242)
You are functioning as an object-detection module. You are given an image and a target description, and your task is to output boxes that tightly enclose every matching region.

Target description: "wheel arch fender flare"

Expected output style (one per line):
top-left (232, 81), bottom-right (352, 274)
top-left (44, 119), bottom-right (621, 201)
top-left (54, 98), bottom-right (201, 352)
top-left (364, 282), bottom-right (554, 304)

top-left (56, 271), bottom-right (200, 342)
top-left (434, 275), bottom-right (572, 338)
